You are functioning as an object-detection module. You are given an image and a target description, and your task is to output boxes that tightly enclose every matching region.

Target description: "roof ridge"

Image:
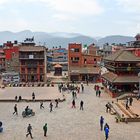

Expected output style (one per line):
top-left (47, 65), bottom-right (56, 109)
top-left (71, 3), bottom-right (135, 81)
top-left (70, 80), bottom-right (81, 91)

top-left (114, 50), bottom-right (124, 61)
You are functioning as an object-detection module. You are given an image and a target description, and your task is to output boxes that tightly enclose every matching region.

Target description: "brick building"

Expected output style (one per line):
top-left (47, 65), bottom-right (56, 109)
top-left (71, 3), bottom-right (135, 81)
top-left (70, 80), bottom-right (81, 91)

top-left (126, 34), bottom-right (140, 57)
top-left (3, 41), bottom-right (19, 72)
top-left (68, 43), bottom-right (101, 82)
top-left (0, 48), bottom-right (5, 72)
top-left (19, 45), bottom-right (47, 82)
top-left (47, 47), bottom-right (68, 73)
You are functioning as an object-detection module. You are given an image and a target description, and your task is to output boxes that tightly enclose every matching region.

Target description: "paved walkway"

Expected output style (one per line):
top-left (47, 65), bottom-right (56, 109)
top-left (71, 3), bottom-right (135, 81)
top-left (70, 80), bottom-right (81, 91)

top-left (0, 85), bottom-right (140, 140)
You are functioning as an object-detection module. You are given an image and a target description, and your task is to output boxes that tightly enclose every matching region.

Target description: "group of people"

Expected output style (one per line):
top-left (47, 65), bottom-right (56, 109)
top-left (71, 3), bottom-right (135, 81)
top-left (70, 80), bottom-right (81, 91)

top-left (58, 82), bottom-right (84, 94)
top-left (7, 82), bottom-right (113, 139)
top-left (15, 96), bottom-right (22, 102)
top-left (26, 123), bottom-right (48, 139)
top-left (13, 99), bottom-right (60, 116)
top-left (71, 100), bottom-right (84, 110)
top-left (14, 92), bottom-right (35, 102)
top-left (94, 85), bottom-right (101, 97)
top-left (100, 116), bottom-right (110, 140)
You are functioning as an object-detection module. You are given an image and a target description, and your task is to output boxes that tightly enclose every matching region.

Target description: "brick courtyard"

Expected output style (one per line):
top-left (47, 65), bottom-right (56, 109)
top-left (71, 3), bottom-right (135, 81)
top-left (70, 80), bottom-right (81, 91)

top-left (0, 84), bottom-right (140, 140)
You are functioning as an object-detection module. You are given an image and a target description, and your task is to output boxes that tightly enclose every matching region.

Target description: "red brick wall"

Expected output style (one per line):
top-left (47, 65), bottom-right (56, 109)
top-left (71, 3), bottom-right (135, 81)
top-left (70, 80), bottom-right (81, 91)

top-left (68, 43), bottom-right (82, 67)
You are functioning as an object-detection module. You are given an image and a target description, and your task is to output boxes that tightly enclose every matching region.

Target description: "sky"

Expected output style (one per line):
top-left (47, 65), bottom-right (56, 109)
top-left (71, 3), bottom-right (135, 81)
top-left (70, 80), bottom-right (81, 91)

top-left (0, 0), bottom-right (140, 37)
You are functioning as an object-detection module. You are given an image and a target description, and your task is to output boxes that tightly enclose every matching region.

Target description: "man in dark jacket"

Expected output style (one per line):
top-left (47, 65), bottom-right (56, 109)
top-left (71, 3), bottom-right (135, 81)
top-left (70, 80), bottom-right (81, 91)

top-left (100, 116), bottom-right (104, 131)
top-left (13, 104), bottom-right (18, 115)
top-left (80, 100), bottom-right (84, 110)
top-left (43, 123), bottom-right (48, 137)
top-left (50, 102), bottom-right (53, 112)
top-left (26, 124), bottom-right (33, 139)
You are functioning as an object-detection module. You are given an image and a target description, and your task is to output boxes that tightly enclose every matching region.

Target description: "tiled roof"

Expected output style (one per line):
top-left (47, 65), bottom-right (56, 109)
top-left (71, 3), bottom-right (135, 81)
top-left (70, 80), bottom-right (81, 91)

top-left (102, 72), bottom-right (139, 83)
top-left (19, 46), bottom-right (45, 52)
top-left (104, 50), bottom-right (140, 62)
top-left (53, 64), bottom-right (62, 68)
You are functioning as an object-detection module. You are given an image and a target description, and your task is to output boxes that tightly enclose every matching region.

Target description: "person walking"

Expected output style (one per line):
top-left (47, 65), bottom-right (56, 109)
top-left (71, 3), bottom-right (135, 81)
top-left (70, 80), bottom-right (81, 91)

top-left (129, 97), bottom-right (133, 106)
top-left (104, 127), bottom-right (109, 140)
top-left (125, 98), bottom-right (129, 110)
top-left (55, 99), bottom-right (59, 108)
top-left (72, 91), bottom-right (75, 99)
top-left (72, 99), bottom-right (76, 108)
top-left (80, 100), bottom-right (84, 110)
top-left (98, 90), bottom-right (101, 97)
top-left (40, 102), bottom-right (44, 109)
top-left (100, 116), bottom-right (104, 131)
top-left (104, 123), bottom-right (110, 140)
top-left (96, 90), bottom-right (98, 96)
top-left (18, 96), bottom-right (22, 102)
top-left (13, 104), bottom-right (18, 115)
top-left (43, 123), bottom-right (48, 137)
top-left (74, 91), bottom-right (77, 99)
top-left (104, 123), bottom-right (110, 131)
top-left (32, 92), bottom-right (35, 101)
top-left (26, 124), bottom-right (33, 139)
top-left (49, 102), bottom-right (53, 112)
top-left (15, 96), bottom-right (18, 101)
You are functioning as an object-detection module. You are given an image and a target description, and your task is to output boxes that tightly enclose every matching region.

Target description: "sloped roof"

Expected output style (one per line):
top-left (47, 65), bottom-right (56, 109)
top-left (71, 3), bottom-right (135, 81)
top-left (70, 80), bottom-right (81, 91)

top-left (69, 66), bottom-right (100, 74)
top-left (102, 72), bottom-right (139, 83)
top-left (53, 64), bottom-right (62, 68)
top-left (19, 46), bottom-right (45, 52)
top-left (101, 72), bottom-right (117, 82)
top-left (104, 50), bottom-right (140, 62)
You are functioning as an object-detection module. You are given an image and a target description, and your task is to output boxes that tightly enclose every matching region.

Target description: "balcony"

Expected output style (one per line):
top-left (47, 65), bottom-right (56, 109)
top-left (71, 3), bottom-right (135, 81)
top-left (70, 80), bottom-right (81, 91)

top-left (26, 64), bottom-right (37, 68)
top-left (105, 64), bottom-right (140, 72)
top-left (19, 55), bottom-right (44, 59)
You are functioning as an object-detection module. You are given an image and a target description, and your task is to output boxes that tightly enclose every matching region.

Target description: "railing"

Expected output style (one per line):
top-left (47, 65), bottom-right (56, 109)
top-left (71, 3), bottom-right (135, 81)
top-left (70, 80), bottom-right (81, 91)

top-left (105, 64), bottom-right (140, 71)
top-left (19, 55), bottom-right (44, 59)
top-left (26, 64), bottom-right (37, 68)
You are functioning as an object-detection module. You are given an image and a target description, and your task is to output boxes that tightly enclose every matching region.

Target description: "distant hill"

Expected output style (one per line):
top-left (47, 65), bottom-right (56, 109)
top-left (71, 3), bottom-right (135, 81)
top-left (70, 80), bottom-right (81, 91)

top-left (0, 30), bottom-right (135, 48)
top-left (98, 35), bottom-right (135, 45)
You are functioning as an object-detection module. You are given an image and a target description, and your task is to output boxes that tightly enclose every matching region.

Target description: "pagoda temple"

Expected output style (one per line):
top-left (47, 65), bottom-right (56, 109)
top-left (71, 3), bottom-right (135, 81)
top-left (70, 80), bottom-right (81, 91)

top-left (102, 49), bottom-right (140, 97)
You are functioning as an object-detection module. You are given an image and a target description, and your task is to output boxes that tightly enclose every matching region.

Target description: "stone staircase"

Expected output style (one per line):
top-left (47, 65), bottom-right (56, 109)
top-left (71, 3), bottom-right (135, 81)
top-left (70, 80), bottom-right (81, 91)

top-left (114, 102), bottom-right (140, 122)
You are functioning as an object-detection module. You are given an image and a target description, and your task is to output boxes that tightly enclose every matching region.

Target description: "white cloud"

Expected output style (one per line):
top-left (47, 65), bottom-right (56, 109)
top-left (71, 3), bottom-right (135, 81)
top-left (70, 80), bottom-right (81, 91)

top-left (0, 18), bottom-right (28, 31)
top-left (116, 0), bottom-right (140, 12)
top-left (52, 14), bottom-right (75, 21)
top-left (40, 0), bottom-right (103, 16)
top-left (0, 0), bottom-right (8, 4)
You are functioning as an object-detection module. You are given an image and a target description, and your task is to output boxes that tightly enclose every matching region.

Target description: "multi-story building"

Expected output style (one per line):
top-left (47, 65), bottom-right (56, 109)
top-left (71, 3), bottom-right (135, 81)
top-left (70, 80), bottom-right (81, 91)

top-left (2, 72), bottom-right (20, 84)
top-left (68, 43), bottom-right (101, 82)
top-left (126, 34), bottom-right (140, 56)
top-left (0, 48), bottom-right (5, 72)
top-left (3, 41), bottom-right (19, 72)
top-left (47, 47), bottom-right (68, 74)
top-left (19, 39), bottom-right (47, 82)
top-left (102, 49), bottom-right (140, 97)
